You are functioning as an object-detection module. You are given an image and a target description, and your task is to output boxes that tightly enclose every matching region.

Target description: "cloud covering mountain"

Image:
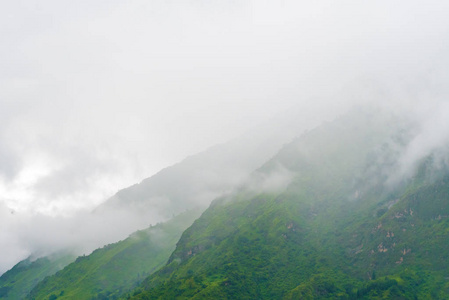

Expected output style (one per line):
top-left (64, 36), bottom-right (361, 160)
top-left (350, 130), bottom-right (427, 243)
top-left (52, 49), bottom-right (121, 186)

top-left (2, 0), bottom-right (449, 274)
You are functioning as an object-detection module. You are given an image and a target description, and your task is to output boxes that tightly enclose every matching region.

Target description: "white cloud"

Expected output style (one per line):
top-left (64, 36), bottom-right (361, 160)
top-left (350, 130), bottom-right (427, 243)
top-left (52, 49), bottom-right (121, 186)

top-left (2, 0), bottom-right (449, 273)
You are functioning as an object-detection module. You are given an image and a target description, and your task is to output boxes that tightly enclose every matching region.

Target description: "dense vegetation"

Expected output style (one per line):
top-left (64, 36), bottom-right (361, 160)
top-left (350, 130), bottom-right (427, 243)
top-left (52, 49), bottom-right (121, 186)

top-left (3, 109), bottom-right (449, 299)
top-left (126, 111), bottom-right (449, 299)
top-left (26, 211), bottom-right (199, 300)
top-left (0, 254), bottom-right (74, 300)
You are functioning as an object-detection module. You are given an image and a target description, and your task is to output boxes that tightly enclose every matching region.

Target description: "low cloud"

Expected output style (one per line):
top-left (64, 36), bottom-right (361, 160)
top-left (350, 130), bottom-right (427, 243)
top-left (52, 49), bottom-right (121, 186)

top-left (393, 101), bottom-right (449, 181)
top-left (0, 202), bottom-right (168, 274)
top-left (2, 0), bottom-right (449, 275)
top-left (247, 164), bottom-right (295, 195)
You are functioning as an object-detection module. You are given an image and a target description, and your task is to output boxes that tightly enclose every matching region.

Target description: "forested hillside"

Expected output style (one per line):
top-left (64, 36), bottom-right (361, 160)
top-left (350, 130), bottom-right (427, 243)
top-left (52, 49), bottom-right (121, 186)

top-left (26, 211), bottom-right (199, 300)
top-left (127, 110), bottom-right (449, 299)
top-left (4, 109), bottom-right (449, 299)
top-left (0, 254), bottom-right (74, 300)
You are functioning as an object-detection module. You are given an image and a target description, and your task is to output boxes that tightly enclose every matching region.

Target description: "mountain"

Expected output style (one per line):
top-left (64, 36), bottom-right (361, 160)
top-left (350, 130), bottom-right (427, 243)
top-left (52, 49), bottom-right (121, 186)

top-left (0, 254), bottom-right (75, 300)
top-left (25, 210), bottom-right (199, 300)
top-left (95, 105), bottom-right (326, 223)
top-left (6, 107), bottom-right (449, 299)
top-left (0, 106), bottom-right (316, 298)
top-left (126, 109), bottom-right (449, 299)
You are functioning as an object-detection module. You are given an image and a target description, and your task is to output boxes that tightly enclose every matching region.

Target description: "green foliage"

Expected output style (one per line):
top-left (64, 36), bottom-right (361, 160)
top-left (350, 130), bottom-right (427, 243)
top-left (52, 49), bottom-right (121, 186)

top-left (48, 294), bottom-right (57, 300)
top-left (27, 210), bottom-right (199, 300)
top-left (126, 111), bottom-right (449, 299)
top-left (0, 254), bottom-right (75, 300)
top-left (8, 110), bottom-right (449, 299)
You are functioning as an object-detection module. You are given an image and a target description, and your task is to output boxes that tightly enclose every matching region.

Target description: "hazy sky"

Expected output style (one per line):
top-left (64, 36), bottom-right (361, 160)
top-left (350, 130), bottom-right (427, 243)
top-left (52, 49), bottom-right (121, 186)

top-left (2, 0), bottom-right (449, 275)
top-left (1, 0), bottom-right (449, 216)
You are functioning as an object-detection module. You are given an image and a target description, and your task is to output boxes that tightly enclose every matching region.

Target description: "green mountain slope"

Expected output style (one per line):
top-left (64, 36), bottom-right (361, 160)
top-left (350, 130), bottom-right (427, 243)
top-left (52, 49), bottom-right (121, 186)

top-left (27, 211), bottom-right (199, 300)
top-left (0, 254), bottom-right (75, 300)
top-left (345, 172), bottom-right (449, 298)
top-left (1, 105), bottom-right (313, 299)
top-left (127, 110), bottom-right (449, 299)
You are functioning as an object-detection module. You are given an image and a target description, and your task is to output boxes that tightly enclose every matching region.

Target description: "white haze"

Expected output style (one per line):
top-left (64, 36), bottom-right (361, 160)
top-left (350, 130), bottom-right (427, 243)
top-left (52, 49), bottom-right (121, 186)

top-left (1, 0), bottom-right (449, 273)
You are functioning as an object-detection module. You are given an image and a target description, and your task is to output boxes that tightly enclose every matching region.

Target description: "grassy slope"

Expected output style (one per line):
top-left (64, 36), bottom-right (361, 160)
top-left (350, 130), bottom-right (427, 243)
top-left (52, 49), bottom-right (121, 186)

top-left (27, 210), bottom-right (199, 300)
top-left (127, 110), bottom-right (449, 299)
top-left (0, 254), bottom-right (75, 300)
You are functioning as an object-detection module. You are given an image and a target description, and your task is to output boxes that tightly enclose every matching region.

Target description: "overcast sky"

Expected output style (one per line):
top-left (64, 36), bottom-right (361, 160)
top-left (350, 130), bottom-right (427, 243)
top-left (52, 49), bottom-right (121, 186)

top-left (1, 0), bottom-right (449, 216)
top-left (2, 0), bottom-right (449, 275)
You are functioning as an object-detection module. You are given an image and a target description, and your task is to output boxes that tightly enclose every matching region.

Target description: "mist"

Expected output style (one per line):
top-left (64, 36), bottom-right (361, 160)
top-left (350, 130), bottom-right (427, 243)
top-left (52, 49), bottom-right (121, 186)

top-left (2, 0), bottom-right (449, 273)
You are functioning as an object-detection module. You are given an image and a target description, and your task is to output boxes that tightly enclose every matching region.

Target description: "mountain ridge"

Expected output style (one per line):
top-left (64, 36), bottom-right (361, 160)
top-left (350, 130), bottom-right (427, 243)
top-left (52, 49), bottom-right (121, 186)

top-left (126, 109), bottom-right (449, 299)
top-left (4, 107), bottom-right (449, 299)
